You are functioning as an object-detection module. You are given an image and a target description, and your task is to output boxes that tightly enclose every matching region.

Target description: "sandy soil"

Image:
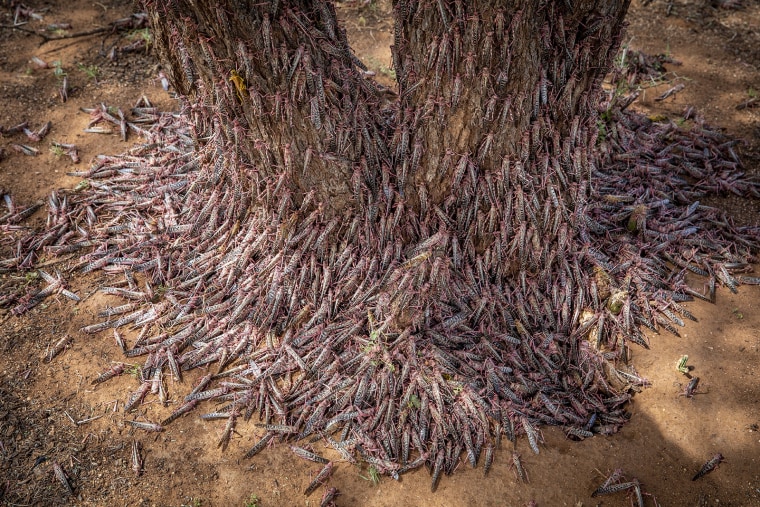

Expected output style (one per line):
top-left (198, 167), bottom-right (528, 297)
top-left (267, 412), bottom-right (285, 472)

top-left (1, 1), bottom-right (759, 506)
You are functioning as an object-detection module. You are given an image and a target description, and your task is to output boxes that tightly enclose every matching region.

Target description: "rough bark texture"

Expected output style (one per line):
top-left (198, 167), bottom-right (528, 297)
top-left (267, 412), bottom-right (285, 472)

top-left (394, 0), bottom-right (627, 205)
top-left (148, 0), bottom-right (391, 211)
top-left (7, 0), bottom-right (760, 493)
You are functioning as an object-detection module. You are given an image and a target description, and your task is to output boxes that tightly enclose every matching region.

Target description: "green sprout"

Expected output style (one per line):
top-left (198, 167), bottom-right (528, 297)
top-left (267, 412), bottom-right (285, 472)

top-left (77, 63), bottom-right (100, 81)
top-left (50, 144), bottom-right (65, 158)
top-left (361, 311), bottom-right (384, 355)
top-left (596, 119), bottom-right (607, 142)
top-left (675, 355), bottom-right (690, 375)
top-left (361, 331), bottom-right (379, 355)
top-left (126, 364), bottom-right (142, 378)
top-left (243, 494), bottom-right (260, 507)
top-left (129, 27), bottom-right (153, 48)
top-left (51, 60), bottom-right (66, 79)
top-left (359, 465), bottom-right (381, 486)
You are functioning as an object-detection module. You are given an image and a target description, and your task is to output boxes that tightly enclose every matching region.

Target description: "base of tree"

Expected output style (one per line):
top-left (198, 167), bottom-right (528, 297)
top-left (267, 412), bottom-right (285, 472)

top-left (3, 55), bottom-right (759, 491)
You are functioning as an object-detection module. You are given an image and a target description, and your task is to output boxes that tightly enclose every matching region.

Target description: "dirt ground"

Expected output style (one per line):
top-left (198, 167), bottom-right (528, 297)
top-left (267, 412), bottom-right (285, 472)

top-left (1, 1), bottom-right (759, 506)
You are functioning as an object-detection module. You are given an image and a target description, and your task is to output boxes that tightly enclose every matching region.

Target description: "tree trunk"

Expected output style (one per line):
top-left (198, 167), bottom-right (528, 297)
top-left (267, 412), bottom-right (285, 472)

top-left (132, 0), bottom-right (636, 482)
top-left (393, 0), bottom-right (627, 206)
top-left (147, 0), bottom-right (392, 211)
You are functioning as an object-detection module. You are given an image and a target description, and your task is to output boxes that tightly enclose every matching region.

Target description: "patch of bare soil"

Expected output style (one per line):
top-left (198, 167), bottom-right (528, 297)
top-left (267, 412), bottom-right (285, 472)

top-left (1, 1), bottom-right (759, 506)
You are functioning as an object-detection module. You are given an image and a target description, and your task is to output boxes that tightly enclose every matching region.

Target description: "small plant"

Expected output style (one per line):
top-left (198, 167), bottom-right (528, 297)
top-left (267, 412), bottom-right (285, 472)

top-left (614, 42), bottom-right (630, 71)
top-left (596, 119), bottom-right (608, 142)
top-left (126, 364), bottom-right (142, 378)
top-left (675, 355), bottom-right (690, 375)
top-left (748, 87), bottom-right (757, 98)
top-left (243, 494), bottom-right (260, 507)
top-left (359, 465), bottom-right (381, 486)
top-left (77, 63), bottom-right (100, 81)
top-left (378, 65), bottom-right (395, 80)
top-left (360, 332), bottom-right (378, 355)
top-left (50, 144), bottom-right (65, 158)
top-left (181, 498), bottom-right (203, 507)
top-left (51, 60), bottom-right (66, 79)
top-left (361, 311), bottom-right (384, 355)
top-left (130, 27), bottom-right (153, 46)
top-left (407, 393), bottom-right (421, 409)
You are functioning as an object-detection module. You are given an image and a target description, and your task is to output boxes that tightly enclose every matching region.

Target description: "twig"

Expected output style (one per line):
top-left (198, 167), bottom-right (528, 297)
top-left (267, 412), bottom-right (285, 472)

top-left (43, 26), bottom-right (110, 42)
top-left (0, 23), bottom-right (38, 36)
top-left (0, 23), bottom-right (110, 43)
top-left (736, 97), bottom-right (758, 110)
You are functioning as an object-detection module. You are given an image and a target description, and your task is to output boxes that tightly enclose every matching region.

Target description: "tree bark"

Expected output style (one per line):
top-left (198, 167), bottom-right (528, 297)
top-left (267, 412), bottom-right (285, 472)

top-left (147, 0), bottom-right (392, 211)
top-left (394, 0), bottom-right (627, 204)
